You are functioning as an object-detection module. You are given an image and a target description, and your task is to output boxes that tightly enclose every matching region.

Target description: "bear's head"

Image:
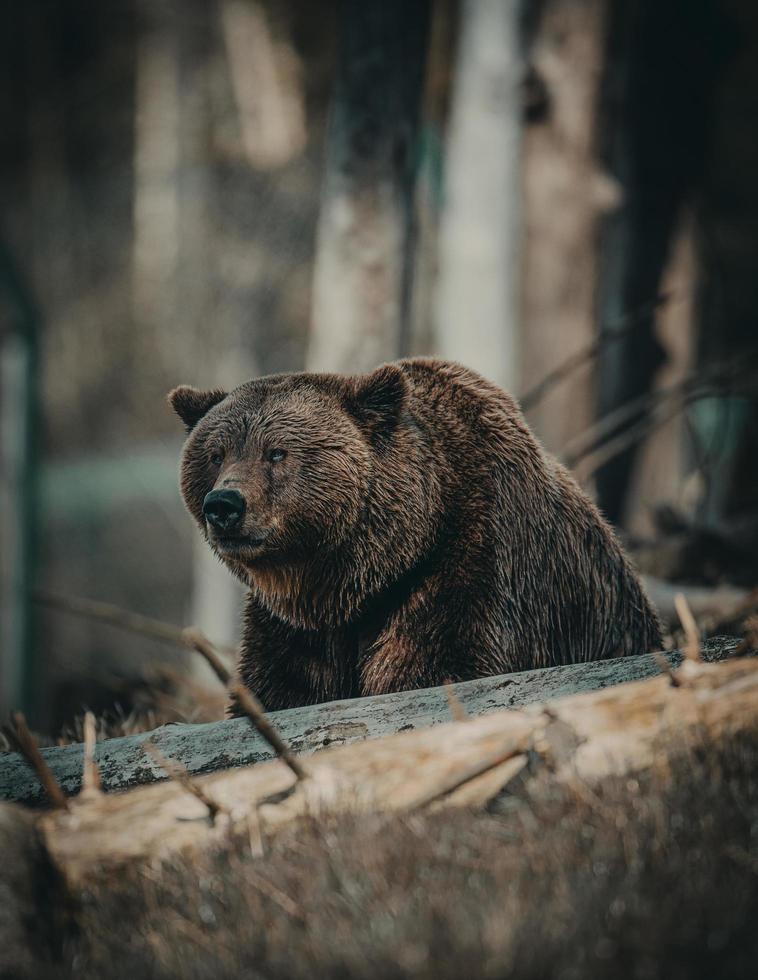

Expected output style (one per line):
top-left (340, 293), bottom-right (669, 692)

top-left (168, 365), bottom-right (411, 581)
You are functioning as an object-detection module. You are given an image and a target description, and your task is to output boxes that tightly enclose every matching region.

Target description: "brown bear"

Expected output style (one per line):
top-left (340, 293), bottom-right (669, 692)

top-left (170, 358), bottom-right (661, 711)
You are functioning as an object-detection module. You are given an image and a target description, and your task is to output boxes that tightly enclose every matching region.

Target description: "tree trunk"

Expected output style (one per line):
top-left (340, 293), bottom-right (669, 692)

top-left (691, 0), bottom-right (758, 533)
top-left (307, 0), bottom-right (431, 373)
top-left (434, 0), bottom-right (522, 392)
top-left (593, 0), bottom-right (729, 525)
top-left (519, 0), bottom-right (613, 454)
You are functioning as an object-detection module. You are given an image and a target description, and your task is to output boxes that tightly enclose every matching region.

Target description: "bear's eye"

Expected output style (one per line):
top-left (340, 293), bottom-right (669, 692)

top-left (209, 450), bottom-right (224, 467)
top-left (268, 448), bottom-right (287, 464)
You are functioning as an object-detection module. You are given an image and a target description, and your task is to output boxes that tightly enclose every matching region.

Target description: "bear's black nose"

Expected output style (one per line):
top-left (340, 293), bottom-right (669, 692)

top-left (202, 489), bottom-right (245, 532)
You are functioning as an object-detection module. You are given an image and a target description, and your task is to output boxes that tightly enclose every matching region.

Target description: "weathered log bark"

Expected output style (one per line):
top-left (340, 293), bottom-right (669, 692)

top-left (32, 652), bottom-right (758, 887)
top-left (0, 637), bottom-right (743, 806)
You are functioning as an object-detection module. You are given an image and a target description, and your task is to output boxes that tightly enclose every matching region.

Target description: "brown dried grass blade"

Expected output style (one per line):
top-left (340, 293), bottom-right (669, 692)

top-left (181, 627), bottom-right (233, 685)
top-left (231, 682), bottom-right (307, 781)
top-left (143, 740), bottom-right (225, 823)
top-left (674, 592), bottom-right (702, 663)
top-left (444, 680), bottom-right (468, 721)
top-left (79, 711), bottom-right (102, 800)
top-left (653, 650), bottom-right (681, 687)
top-left (3, 712), bottom-right (69, 809)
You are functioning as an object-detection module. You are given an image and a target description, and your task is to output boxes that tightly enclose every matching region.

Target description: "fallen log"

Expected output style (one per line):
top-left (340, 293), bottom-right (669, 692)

top-left (0, 637), bottom-right (743, 805)
top-left (34, 651), bottom-right (758, 887)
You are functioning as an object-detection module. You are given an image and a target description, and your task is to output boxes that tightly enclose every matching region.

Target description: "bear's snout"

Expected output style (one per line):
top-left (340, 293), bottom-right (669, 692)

top-left (203, 489), bottom-right (246, 533)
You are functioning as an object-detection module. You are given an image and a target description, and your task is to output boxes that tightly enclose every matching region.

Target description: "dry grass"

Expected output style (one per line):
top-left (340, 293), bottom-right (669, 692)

top-left (53, 665), bottom-right (226, 745)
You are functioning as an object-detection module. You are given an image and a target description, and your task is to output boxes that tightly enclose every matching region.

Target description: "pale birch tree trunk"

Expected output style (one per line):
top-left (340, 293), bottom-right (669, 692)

top-left (131, 19), bottom-right (180, 342)
top-left (308, 1), bottom-right (431, 373)
top-left (434, 0), bottom-right (523, 392)
top-left (132, 2), bottom-right (245, 678)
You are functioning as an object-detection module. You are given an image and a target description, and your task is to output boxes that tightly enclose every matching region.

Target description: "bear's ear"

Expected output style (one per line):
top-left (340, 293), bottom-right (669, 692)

top-left (168, 386), bottom-right (227, 432)
top-left (347, 365), bottom-right (409, 443)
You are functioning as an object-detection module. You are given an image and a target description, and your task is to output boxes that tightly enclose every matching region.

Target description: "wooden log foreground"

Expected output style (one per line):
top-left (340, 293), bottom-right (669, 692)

top-left (30, 651), bottom-right (758, 888)
top-left (0, 637), bottom-right (743, 806)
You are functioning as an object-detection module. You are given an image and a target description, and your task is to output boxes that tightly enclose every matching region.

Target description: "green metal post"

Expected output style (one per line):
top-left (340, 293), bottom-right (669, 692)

top-left (0, 242), bottom-right (40, 722)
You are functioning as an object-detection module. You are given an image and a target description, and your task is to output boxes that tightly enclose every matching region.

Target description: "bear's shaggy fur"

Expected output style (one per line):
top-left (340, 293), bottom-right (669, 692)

top-left (170, 359), bottom-right (661, 710)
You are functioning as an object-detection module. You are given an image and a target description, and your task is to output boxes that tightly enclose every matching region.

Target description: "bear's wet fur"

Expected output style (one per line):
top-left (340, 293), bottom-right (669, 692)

top-left (170, 358), bottom-right (661, 711)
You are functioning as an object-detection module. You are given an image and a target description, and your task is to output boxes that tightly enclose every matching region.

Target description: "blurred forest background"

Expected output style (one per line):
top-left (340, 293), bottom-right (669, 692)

top-left (1, 0), bottom-right (757, 735)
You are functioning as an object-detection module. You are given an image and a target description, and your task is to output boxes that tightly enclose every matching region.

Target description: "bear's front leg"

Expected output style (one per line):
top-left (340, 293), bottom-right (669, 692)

top-left (234, 595), bottom-right (360, 712)
top-left (358, 577), bottom-right (497, 697)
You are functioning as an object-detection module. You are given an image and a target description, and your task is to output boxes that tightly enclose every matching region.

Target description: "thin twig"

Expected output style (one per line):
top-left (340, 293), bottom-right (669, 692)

top-left (561, 349), bottom-right (758, 471)
top-left (562, 380), bottom-right (689, 468)
top-left (247, 869), bottom-right (304, 921)
top-left (519, 295), bottom-right (669, 412)
top-left (34, 589), bottom-right (237, 662)
top-left (2, 713), bottom-right (69, 809)
top-left (653, 650), bottom-right (681, 688)
top-left (181, 627), bottom-right (233, 685)
top-left (567, 775), bottom-right (617, 821)
top-left (572, 372), bottom-right (756, 483)
top-left (143, 740), bottom-right (225, 823)
top-left (182, 630), bottom-right (305, 780)
top-left (444, 680), bottom-right (468, 722)
top-left (573, 387), bottom-right (703, 483)
top-left (80, 710), bottom-right (102, 800)
top-left (674, 592), bottom-right (701, 663)
top-left (231, 682), bottom-right (307, 781)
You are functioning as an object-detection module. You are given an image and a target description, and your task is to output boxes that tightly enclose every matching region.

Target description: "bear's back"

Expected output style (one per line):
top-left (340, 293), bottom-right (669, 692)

top-left (394, 357), bottom-right (662, 668)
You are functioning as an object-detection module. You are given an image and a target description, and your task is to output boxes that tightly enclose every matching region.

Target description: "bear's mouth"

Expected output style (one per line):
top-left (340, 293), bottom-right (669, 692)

top-left (212, 533), bottom-right (269, 557)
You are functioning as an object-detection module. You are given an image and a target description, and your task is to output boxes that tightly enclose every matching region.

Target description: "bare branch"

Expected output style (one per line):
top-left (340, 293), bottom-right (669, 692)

top-left (698, 587), bottom-right (758, 638)
top-left (561, 349), bottom-right (758, 475)
top-left (444, 680), bottom-right (468, 722)
top-left (34, 589), bottom-right (237, 662)
top-left (519, 295), bottom-right (669, 412)
top-left (181, 627), bottom-right (233, 686)
top-left (2, 713), bottom-right (69, 810)
top-left (674, 593), bottom-right (702, 663)
top-left (79, 711), bottom-right (102, 800)
top-left (247, 869), bottom-right (304, 921)
top-left (653, 650), bottom-right (681, 688)
top-left (178, 632), bottom-right (308, 786)
top-left (231, 682), bottom-right (307, 782)
top-left (143, 740), bottom-right (225, 824)
top-left (572, 387), bottom-right (700, 483)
